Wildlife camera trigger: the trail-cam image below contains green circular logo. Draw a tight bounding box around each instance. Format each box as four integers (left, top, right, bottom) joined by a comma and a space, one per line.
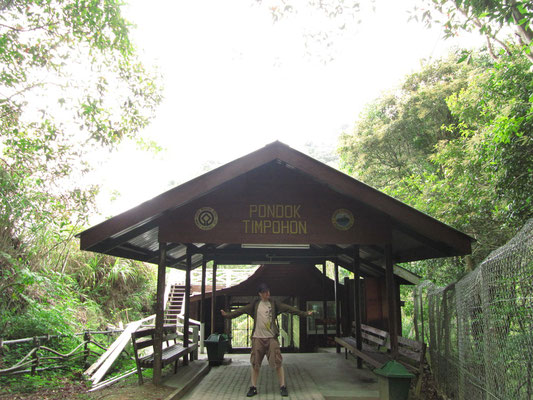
331, 209, 354, 231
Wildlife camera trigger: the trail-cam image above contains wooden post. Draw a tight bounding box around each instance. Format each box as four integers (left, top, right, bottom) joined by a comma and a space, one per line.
211, 260, 217, 335
385, 243, 399, 356
322, 262, 328, 344
420, 288, 425, 343
83, 331, 91, 368
31, 336, 39, 375
153, 242, 167, 385
353, 245, 363, 369
414, 290, 419, 342
183, 245, 192, 365
343, 276, 351, 336
200, 258, 207, 324
334, 262, 341, 353
224, 295, 229, 340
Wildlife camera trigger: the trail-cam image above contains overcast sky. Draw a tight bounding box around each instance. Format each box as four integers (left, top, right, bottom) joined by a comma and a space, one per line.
89, 0, 482, 222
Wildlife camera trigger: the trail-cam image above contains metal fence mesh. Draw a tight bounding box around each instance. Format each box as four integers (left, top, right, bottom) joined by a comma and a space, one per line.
414, 218, 533, 400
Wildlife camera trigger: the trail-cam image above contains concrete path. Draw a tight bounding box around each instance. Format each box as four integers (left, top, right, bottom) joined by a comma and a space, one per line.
177, 349, 380, 400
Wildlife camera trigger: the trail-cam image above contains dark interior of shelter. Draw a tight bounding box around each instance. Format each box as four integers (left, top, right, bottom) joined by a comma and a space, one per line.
189, 262, 407, 352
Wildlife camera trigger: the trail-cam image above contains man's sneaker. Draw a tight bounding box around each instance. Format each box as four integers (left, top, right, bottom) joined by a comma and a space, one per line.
247, 386, 258, 397
280, 385, 289, 396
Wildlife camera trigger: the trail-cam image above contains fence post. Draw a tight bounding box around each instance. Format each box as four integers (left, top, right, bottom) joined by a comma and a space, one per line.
457, 286, 466, 400
480, 267, 496, 400
83, 332, 91, 368
31, 336, 39, 376
413, 289, 419, 342
443, 291, 450, 395
191, 325, 199, 360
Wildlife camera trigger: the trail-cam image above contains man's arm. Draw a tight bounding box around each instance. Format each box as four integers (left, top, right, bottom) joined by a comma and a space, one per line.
220, 302, 254, 319
276, 301, 314, 318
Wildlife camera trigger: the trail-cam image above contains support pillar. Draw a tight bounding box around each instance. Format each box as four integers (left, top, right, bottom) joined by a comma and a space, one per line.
353, 245, 362, 369
343, 276, 351, 336
322, 262, 328, 343
200, 258, 206, 324
183, 245, 192, 365
200, 258, 207, 354
153, 242, 167, 385
385, 243, 399, 356
211, 260, 217, 335
334, 262, 341, 353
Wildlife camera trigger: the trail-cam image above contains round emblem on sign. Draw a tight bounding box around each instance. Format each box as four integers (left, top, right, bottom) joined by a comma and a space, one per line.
194, 207, 218, 230
331, 209, 354, 231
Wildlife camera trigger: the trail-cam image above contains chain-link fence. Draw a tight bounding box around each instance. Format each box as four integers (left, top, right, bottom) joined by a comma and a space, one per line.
414, 218, 533, 400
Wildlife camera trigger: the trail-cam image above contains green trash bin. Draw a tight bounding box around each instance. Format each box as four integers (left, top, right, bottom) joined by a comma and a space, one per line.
374, 361, 415, 400
205, 333, 229, 366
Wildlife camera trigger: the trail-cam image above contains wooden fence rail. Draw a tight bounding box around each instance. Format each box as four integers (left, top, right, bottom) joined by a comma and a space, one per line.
0, 330, 122, 377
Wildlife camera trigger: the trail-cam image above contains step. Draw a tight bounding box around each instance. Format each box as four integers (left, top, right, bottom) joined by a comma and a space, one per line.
162, 360, 209, 400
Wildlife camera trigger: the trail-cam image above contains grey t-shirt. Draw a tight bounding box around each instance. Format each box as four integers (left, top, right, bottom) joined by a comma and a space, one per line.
253, 300, 274, 338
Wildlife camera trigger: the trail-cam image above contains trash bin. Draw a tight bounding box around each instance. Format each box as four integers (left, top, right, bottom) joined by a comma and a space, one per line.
205, 333, 229, 366
374, 360, 415, 400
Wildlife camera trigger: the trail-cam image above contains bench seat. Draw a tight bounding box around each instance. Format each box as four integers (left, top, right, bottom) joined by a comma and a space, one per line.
335, 336, 389, 369
131, 325, 198, 385
138, 343, 198, 368
336, 323, 426, 397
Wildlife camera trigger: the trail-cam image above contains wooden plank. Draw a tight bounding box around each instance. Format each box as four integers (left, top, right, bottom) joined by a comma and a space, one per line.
88, 368, 138, 392
334, 337, 384, 369
361, 332, 387, 347
398, 335, 424, 351
89, 321, 143, 384
85, 320, 145, 377
361, 323, 387, 337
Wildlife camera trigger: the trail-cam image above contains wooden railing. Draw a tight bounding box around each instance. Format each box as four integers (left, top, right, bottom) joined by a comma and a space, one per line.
0, 330, 123, 377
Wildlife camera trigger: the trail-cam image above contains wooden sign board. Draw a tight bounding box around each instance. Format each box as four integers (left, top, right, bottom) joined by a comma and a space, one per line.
159, 163, 391, 245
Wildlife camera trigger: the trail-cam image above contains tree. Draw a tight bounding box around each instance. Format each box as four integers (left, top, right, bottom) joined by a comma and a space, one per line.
0, 0, 162, 240
415, 0, 533, 62
339, 54, 485, 198
339, 50, 532, 282
0, 0, 161, 338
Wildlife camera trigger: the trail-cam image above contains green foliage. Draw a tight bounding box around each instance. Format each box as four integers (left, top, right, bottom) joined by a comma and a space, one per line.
0, 0, 160, 342
0, 0, 162, 239
415, 0, 533, 62
339, 49, 532, 283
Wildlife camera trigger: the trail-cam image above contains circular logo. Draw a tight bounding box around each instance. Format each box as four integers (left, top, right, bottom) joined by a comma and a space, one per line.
194, 207, 218, 230
331, 209, 354, 231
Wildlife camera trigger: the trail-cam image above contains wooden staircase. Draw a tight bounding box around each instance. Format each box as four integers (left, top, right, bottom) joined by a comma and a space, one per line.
165, 284, 186, 325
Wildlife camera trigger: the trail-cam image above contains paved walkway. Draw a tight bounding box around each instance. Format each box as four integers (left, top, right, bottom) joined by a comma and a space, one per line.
179, 350, 380, 400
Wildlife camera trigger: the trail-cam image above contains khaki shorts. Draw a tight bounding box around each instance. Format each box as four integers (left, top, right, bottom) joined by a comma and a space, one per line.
250, 337, 282, 369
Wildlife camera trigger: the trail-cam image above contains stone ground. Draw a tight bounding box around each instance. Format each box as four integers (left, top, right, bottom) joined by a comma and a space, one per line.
0, 351, 444, 400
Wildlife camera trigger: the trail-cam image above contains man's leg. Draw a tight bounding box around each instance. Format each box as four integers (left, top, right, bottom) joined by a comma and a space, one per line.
251, 365, 260, 386
267, 338, 288, 396
248, 338, 266, 397
276, 365, 285, 387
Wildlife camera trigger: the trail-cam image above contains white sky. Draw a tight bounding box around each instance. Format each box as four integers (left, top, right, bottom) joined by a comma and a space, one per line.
90, 0, 482, 222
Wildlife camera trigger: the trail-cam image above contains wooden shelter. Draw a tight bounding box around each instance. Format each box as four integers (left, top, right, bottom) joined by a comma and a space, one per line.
77, 141, 473, 383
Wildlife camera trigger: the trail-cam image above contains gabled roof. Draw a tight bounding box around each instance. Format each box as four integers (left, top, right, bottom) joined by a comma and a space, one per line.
77, 141, 473, 281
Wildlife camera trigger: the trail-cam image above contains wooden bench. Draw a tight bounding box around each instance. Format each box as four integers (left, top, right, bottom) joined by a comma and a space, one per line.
131, 325, 198, 385
335, 324, 427, 397
335, 324, 391, 368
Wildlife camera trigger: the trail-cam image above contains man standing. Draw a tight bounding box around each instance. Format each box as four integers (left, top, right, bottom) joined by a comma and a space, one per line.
221, 283, 313, 397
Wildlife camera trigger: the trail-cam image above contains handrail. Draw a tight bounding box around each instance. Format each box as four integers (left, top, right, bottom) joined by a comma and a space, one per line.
0, 330, 123, 347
